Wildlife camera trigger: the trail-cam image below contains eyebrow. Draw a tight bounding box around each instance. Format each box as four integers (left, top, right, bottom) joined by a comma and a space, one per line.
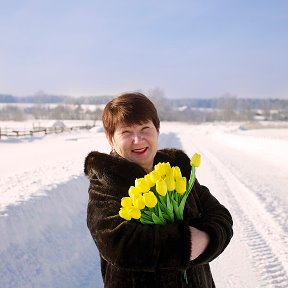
118, 125, 131, 130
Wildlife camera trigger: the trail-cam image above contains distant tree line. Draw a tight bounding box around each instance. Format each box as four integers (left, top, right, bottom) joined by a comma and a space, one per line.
0, 93, 113, 105
0, 91, 287, 122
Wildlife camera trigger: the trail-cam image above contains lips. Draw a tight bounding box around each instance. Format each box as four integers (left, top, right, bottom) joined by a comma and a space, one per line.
132, 147, 148, 154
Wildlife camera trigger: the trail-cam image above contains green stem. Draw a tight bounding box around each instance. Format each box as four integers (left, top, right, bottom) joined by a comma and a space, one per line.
187, 166, 196, 193
183, 270, 188, 284
179, 165, 196, 220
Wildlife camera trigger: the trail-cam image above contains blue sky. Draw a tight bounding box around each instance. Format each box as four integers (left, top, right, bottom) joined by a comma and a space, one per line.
0, 0, 287, 99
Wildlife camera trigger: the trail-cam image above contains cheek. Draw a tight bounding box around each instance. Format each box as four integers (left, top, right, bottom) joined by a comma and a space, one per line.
113, 137, 128, 152
151, 133, 159, 145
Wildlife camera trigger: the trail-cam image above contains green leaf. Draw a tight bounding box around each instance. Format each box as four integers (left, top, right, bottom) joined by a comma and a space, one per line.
166, 192, 173, 213
152, 212, 165, 225
140, 218, 154, 224
140, 213, 153, 222
142, 210, 153, 216
159, 195, 167, 206
158, 205, 167, 224
162, 212, 171, 222
155, 194, 174, 222
178, 185, 194, 220
175, 191, 181, 205
157, 201, 167, 212
166, 193, 174, 222
171, 198, 182, 220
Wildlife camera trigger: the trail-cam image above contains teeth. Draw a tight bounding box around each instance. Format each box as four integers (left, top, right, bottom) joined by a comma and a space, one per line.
134, 148, 146, 152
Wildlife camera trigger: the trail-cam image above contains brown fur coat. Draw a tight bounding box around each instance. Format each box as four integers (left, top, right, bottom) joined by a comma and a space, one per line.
84, 148, 233, 288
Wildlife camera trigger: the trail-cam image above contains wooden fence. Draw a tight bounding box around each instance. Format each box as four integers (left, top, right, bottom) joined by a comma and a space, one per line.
0, 125, 94, 139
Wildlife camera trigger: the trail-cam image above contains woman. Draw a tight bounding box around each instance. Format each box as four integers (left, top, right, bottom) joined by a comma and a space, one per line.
84, 92, 233, 288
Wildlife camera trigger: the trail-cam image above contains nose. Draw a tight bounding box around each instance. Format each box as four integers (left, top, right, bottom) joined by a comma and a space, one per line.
132, 133, 142, 144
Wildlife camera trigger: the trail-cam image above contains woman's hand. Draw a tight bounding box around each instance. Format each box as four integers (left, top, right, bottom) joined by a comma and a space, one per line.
189, 226, 210, 261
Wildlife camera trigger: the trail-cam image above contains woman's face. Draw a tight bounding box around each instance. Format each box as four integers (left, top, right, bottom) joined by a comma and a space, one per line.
110, 120, 159, 172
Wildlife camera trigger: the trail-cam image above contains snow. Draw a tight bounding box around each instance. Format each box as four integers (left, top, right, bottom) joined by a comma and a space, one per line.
1, 121, 288, 287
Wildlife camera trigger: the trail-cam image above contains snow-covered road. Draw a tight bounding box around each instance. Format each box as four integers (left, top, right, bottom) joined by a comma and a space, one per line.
1, 121, 288, 287
161, 122, 288, 288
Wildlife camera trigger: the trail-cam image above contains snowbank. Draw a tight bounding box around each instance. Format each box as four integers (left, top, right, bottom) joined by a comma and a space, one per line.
0, 176, 102, 288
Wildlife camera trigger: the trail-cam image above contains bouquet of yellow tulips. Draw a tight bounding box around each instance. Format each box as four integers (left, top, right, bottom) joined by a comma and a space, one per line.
119, 153, 201, 225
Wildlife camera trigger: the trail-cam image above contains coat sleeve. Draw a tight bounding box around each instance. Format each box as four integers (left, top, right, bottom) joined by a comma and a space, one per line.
87, 178, 192, 272
188, 181, 233, 265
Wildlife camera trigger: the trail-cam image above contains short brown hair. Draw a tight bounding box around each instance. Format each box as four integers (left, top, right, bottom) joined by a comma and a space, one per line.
102, 92, 160, 142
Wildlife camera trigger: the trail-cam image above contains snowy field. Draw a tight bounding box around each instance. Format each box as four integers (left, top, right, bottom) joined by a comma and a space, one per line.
1, 120, 288, 288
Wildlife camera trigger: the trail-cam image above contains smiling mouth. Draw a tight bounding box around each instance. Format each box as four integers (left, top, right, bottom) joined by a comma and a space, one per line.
132, 147, 148, 154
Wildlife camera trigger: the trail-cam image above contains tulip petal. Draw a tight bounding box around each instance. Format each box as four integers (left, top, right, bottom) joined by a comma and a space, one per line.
190, 153, 201, 167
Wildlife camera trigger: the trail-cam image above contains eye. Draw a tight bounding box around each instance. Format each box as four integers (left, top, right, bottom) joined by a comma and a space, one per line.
142, 126, 150, 131
121, 130, 131, 135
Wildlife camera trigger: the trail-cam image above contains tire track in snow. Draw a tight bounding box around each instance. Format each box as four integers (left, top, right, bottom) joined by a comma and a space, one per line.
195, 145, 288, 288
222, 163, 288, 235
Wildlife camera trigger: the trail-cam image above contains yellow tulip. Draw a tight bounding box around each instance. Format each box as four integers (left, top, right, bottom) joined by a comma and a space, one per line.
121, 197, 133, 207
164, 162, 171, 174
143, 191, 158, 208
154, 162, 170, 177
128, 187, 144, 209
149, 170, 161, 184
128, 186, 142, 198
175, 177, 187, 195
129, 207, 141, 219
163, 163, 171, 176
133, 194, 146, 210
135, 178, 150, 193
165, 173, 175, 191
190, 153, 201, 167
154, 162, 162, 170
119, 207, 132, 220
172, 166, 182, 178
156, 178, 167, 196
144, 174, 154, 187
